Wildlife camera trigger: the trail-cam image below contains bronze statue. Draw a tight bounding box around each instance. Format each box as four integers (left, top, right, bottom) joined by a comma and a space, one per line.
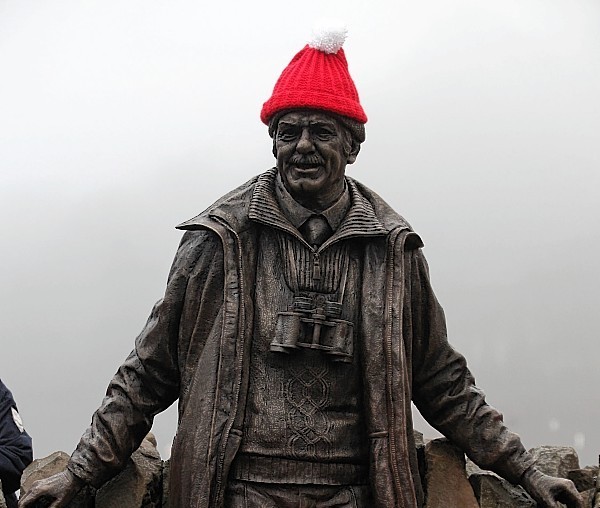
20, 28, 583, 508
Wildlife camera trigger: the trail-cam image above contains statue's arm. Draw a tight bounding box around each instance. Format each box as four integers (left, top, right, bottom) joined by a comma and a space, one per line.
408, 248, 533, 480
408, 249, 583, 507
67, 230, 215, 487
20, 230, 220, 507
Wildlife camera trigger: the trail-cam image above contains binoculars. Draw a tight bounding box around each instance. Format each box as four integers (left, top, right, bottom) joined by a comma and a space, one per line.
270, 295, 354, 363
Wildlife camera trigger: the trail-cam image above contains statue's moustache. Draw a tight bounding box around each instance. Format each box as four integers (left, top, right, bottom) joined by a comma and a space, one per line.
289, 155, 324, 166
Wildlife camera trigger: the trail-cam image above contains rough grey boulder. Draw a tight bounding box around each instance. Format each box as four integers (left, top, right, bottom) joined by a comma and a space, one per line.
568, 466, 598, 492
579, 488, 595, 508
413, 429, 426, 491
529, 445, 580, 479
0, 480, 7, 508
20, 450, 70, 495
20, 451, 94, 507
423, 438, 478, 508
161, 459, 170, 508
470, 472, 535, 508
95, 433, 163, 508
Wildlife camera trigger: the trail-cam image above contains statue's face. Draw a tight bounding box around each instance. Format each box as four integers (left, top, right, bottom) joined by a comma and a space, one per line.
274, 110, 356, 210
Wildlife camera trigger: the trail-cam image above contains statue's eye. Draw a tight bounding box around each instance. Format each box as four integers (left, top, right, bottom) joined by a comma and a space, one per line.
313, 127, 335, 141
277, 128, 299, 142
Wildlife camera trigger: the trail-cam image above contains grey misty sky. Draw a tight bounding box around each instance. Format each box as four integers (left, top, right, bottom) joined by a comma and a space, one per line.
1, 0, 599, 466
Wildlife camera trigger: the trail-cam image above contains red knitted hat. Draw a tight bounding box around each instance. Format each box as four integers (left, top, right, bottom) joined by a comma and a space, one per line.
261, 26, 367, 125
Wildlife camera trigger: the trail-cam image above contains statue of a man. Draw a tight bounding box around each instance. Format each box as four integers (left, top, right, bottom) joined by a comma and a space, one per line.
20, 28, 583, 508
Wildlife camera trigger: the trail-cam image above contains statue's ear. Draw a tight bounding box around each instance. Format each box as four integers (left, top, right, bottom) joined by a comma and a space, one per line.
272, 138, 278, 158
347, 140, 361, 165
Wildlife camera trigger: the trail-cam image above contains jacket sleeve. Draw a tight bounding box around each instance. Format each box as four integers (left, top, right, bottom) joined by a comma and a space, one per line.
409, 248, 534, 484
68, 229, 221, 487
0, 383, 33, 494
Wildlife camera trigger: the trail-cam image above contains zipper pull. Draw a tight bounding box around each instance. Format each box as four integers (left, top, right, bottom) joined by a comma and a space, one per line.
312, 251, 321, 281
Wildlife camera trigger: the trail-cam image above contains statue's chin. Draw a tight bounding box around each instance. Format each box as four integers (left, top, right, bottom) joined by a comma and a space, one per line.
287, 178, 325, 202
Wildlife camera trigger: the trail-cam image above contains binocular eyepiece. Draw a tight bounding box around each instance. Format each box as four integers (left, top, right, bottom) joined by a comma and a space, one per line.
270, 295, 354, 363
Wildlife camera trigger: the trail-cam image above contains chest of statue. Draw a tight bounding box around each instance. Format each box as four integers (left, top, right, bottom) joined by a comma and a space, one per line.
234, 226, 369, 485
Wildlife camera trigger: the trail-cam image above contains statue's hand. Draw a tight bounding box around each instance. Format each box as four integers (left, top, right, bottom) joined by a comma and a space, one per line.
19, 469, 85, 508
520, 467, 584, 508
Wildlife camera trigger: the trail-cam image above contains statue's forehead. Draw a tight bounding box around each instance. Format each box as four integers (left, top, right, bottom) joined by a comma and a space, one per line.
278, 110, 338, 127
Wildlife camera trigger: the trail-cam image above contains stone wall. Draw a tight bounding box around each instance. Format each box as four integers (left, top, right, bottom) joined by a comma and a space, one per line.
413, 432, 599, 507
20, 432, 600, 507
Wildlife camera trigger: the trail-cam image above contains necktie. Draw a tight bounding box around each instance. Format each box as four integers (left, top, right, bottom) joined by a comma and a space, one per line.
299, 214, 332, 247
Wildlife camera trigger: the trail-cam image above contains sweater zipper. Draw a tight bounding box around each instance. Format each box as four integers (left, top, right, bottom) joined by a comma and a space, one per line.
312, 249, 321, 281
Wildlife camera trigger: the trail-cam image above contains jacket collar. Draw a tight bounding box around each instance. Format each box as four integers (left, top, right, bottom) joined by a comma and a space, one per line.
177, 169, 417, 248
248, 168, 388, 251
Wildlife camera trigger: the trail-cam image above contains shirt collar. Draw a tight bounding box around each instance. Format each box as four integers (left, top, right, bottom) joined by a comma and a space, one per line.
274, 172, 351, 232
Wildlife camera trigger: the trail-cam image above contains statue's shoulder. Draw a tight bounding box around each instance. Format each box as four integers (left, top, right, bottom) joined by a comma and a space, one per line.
348, 177, 414, 232
176, 171, 267, 232
348, 177, 423, 251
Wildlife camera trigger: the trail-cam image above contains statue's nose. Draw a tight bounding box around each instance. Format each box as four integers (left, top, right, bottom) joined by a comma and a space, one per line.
296, 129, 314, 154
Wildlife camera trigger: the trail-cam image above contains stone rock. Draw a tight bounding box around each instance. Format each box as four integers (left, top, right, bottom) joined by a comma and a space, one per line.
423, 438, 478, 508
470, 473, 536, 508
413, 429, 426, 493
465, 457, 485, 477
0, 480, 7, 508
413, 429, 425, 449
95, 433, 162, 508
162, 459, 170, 507
580, 488, 595, 508
20, 451, 94, 507
529, 445, 580, 479
21, 451, 70, 494
568, 467, 598, 492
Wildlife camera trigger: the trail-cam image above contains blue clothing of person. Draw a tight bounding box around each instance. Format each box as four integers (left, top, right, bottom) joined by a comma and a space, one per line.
0, 379, 33, 508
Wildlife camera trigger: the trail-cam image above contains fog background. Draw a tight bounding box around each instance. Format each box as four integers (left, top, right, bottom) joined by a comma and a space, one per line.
1, 0, 599, 468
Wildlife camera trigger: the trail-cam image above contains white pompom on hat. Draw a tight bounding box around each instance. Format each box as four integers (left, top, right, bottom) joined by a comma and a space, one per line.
308, 21, 348, 54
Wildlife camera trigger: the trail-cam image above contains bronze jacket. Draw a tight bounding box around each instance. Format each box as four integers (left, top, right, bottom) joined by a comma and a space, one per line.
68, 169, 533, 507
